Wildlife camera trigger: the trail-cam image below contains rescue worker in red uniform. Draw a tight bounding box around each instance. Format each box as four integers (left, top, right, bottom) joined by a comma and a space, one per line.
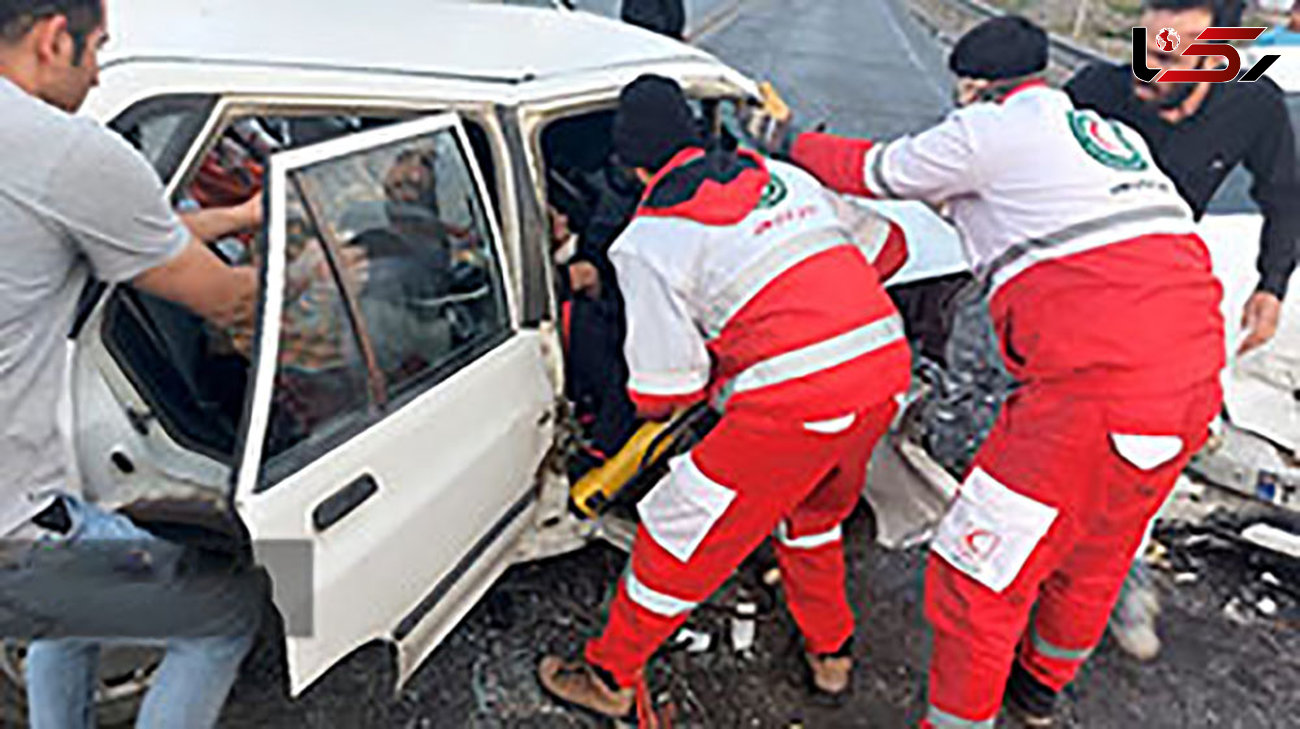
537, 75, 913, 721
785, 17, 1225, 728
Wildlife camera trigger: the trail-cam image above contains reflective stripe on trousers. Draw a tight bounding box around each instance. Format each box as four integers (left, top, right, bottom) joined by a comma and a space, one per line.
775, 521, 843, 550
623, 571, 697, 617
714, 315, 906, 409
926, 705, 997, 728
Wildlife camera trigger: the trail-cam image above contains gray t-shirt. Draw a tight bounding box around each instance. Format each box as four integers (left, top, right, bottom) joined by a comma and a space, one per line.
0, 78, 188, 535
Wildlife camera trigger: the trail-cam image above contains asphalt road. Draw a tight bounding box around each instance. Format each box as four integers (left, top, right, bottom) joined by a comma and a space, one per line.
218, 3, 1300, 727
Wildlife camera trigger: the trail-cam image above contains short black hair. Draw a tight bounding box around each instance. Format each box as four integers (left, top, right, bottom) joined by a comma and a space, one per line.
0, 0, 103, 61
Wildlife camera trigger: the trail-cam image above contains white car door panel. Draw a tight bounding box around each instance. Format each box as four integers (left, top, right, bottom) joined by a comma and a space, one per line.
235, 113, 553, 694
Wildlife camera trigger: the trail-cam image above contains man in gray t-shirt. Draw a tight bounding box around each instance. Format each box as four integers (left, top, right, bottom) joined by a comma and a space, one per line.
0, 11, 257, 539
1, 1, 263, 726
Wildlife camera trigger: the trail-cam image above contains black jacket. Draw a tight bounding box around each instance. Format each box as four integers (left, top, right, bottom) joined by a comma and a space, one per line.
621, 0, 686, 39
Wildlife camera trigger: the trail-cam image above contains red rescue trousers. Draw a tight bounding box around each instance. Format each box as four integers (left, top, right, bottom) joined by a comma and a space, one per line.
921, 378, 1221, 728
586, 399, 898, 687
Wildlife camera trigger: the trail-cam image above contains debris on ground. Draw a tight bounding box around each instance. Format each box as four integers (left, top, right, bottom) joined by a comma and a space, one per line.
673, 628, 713, 654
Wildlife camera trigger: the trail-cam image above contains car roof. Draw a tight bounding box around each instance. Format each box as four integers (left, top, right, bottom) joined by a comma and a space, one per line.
102, 0, 711, 84
1250, 46, 1300, 93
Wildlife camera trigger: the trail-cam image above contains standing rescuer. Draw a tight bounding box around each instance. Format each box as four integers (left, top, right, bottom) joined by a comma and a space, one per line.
537, 75, 912, 722
786, 16, 1225, 728
1065, 0, 1300, 661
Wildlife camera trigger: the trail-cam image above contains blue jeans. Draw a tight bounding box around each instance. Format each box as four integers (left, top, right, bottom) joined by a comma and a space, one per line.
16, 499, 259, 729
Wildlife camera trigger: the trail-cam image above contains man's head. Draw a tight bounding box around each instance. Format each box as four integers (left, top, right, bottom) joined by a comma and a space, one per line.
948, 15, 1048, 107
612, 74, 701, 179
384, 148, 438, 207
1136, 0, 1214, 110
1290, 0, 1300, 33
0, 0, 106, 112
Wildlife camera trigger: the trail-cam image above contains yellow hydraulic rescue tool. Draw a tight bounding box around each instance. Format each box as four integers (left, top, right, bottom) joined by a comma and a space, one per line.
570, 420, 676, 518
570, 406, 712, 518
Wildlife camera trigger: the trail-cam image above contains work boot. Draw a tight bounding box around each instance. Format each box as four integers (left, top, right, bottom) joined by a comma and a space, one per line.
1004, 662, 1058, 727
1107, 560, 1162, 661
806, 653, 853, 695
538, 656, 635, 720
803, 638, 854, 701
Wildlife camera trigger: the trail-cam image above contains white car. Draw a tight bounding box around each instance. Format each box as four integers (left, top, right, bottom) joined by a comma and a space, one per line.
1190, 46, 1300, 499
14, 0, 957, 720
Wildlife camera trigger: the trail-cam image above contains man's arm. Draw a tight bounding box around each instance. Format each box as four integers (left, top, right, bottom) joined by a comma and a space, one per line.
132, 243, 259, 330
180, 195, 262, 243
610, 247, 710, 421
826, 192, 909, 281
790, 113, 981, 205
48, 123, 260, 330
1240, 83, 1299, 352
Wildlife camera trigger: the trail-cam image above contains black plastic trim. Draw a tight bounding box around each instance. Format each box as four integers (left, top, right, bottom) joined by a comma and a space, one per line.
497, 105, 552, 327
312, 475, 380, 531
393, 489, 536, 641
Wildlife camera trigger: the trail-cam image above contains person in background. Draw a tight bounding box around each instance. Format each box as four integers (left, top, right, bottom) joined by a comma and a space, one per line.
0, 1, 266, 726
621, 0, 686, 39
1066, 0, 1300, 661
1255, 0, 1300, 44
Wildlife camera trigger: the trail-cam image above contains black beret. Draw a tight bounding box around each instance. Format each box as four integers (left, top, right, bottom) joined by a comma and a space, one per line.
613, 75, 702, 171
949, 15, 1049, 81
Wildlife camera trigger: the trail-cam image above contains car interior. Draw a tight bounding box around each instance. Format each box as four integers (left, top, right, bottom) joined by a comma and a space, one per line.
538, 103, 728, 508
104, 108, 502, 469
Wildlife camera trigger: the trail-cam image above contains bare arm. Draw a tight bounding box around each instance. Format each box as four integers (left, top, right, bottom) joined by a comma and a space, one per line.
179, 195, 262, 244
132, 239, 259, 329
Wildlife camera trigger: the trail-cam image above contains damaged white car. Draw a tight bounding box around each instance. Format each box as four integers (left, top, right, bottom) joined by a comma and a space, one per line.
9, 0, 961, 721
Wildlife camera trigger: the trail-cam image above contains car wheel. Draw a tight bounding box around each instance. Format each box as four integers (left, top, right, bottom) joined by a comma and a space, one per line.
0, 641, 160, 727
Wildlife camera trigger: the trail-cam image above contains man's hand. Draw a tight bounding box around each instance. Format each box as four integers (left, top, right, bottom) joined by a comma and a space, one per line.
235, 194, 264, 231
1240, 291, 1282, 354
179, 194, 264, 243
568, 261, 602, 299
737, 82, 795, 157
287, 242, 370, 298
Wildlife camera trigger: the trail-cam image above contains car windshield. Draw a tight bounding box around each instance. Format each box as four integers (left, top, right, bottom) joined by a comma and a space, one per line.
1205, 92, 1300, 215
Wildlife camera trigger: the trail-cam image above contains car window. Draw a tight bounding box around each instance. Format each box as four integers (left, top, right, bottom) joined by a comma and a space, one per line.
110, 95, 217, 182
288, 124, 511, 403
258, 183, 374, 476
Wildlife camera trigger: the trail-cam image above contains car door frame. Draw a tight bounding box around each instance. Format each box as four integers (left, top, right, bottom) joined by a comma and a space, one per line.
232, 110, 558, 694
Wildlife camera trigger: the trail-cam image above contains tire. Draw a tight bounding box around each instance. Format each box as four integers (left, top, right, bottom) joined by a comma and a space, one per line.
0, 641, 161, 727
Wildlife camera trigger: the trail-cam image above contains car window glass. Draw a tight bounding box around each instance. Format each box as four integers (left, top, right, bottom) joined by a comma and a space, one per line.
110, 95, 217, 182
289, 125, 510, 405
258, 183, 373, 479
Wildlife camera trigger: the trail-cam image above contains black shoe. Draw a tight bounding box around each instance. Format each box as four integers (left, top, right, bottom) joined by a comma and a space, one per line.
1004, 662, 1058, 727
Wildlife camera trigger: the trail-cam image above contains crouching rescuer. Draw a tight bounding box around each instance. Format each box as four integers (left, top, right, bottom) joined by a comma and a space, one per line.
785, 16, 1226, 728
538, 75, 912, 720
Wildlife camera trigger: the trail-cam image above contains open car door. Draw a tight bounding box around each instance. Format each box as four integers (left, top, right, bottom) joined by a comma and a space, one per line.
234, 113, 554, 693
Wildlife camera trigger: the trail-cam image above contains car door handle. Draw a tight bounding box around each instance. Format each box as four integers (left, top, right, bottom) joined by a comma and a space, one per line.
312, 475, 379, 532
